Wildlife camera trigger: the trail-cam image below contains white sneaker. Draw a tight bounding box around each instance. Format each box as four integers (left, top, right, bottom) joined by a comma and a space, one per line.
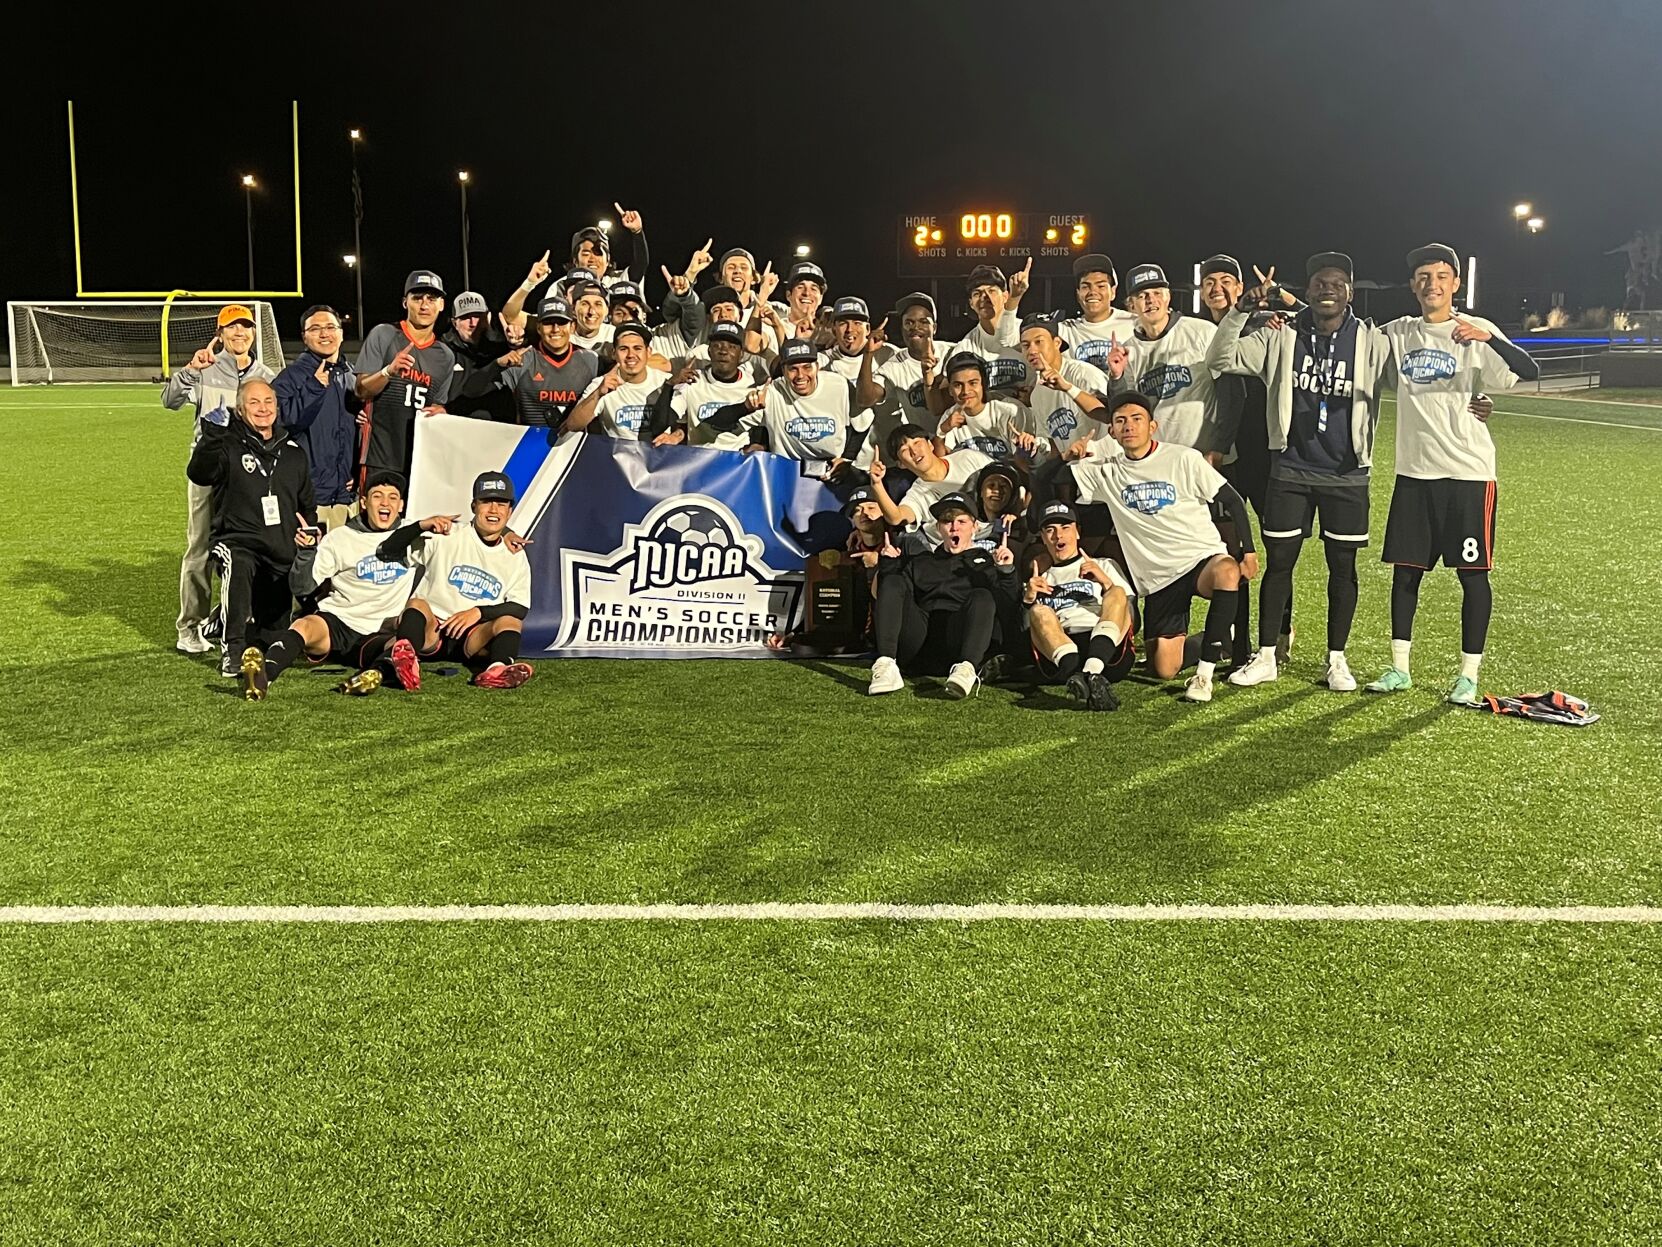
1275, 627, 1295, 665
1182, 672, 1214, 703
944, 661, 980, 699
176, 628, 213, 655
1323, 654, 1357, 692
1227, 650, 1278, 687
868, 657, 904, 695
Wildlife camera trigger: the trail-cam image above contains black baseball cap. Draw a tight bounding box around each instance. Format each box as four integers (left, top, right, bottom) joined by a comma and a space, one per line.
702, 286, 743, 311
1072, 254, 1118, 283
609, 280, 651, 313
894, 292, 937, 321
1407, 243, 1461, 274
707, 320, 744, 345
929, 491, 976, 520
403, 270, 445, 296
612, 321, 651, 348
787, 260, 827, 289
1038, 500, 1079, 527
1107, 390, 1156, 417
536, 296, 574, 323
1124, 264, 1169, 295
843, 485, 878, 515
566, 278, 608, 304
1018, 311, 1065, 338
943, 351, 989, 379
1307, 251, 1354, 279
363, 468, 407, 495
718, 247, 755, 271
780, 339, 818, 366
1200, 254, 1242, 281
832, 296, 870, 322
974, 461, 1022, 505
966, 264, 1007, 292
473, 472, 515, 503
571, 226, 609, 256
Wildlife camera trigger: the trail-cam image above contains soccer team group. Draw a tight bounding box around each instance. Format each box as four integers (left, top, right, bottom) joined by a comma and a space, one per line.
163, 204, 1536, 706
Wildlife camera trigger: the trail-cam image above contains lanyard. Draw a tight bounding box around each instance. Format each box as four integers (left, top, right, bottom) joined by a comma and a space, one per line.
1304, 315, 1345, 433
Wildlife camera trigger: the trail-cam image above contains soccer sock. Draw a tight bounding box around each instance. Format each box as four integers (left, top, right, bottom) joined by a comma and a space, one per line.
1460, 652, 1483, 681
1050, 641, 1080, 678
1390, 565, 1424, 649
485, 629, 522, 667
262, 629, 305, 682
1259, 537, 1301, 649
1324, 542, 1359, 652
1083, 629, 1120, 676
395, 607, 427, 645
1391, 639, 1412, 674
1457, 569, 1493, 655
1202, 587, 1238, 669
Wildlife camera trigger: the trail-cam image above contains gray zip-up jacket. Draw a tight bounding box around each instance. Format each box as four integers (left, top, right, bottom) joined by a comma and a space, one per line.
161, 351, 275, 445
1205, 307, 1394, 469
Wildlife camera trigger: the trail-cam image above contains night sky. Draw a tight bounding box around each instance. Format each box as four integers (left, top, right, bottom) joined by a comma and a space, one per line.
8, 0, 1660, 337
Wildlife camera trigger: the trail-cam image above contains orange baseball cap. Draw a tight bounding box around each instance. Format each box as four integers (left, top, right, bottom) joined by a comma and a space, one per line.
217, 303, 256, 327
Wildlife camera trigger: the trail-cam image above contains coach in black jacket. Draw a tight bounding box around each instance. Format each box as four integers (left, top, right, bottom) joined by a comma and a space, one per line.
186, 378, 316, 674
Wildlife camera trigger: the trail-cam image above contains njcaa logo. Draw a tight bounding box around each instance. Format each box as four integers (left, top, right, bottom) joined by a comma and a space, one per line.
558, 496, 804, 653
1048, 407, 1079, 441
1401, 349, 1457, 383
354, 555, 408, 587
1139, 364, 1193, 401
448, 564, 503, 601
614, 403, 648, 434
784, 414, 837, 443
986, 357, 1026, 388
1122, 481, 1178, 514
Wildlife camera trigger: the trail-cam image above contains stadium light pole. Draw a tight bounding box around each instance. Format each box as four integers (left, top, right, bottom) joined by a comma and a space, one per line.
1511, 201, 1533, 318
349, 129, 366, 342
457, 171, 472, 290
241, 175, 257, 289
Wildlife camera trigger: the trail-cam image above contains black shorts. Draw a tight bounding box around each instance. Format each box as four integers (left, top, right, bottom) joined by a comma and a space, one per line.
316, 612, 390, 669
1261, 474, 1371, 545
1143, 557, 1219, 640
1035, 628, 1137, 682
1382, 476, 1497, 571
424, 621, 486, 663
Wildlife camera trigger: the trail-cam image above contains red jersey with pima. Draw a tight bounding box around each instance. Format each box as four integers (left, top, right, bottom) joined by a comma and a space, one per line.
498, 344, 602, 427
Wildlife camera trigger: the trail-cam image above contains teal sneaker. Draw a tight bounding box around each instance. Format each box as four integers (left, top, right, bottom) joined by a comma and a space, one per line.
1446, 675, 1481, 707
1364, 667, 1413, 694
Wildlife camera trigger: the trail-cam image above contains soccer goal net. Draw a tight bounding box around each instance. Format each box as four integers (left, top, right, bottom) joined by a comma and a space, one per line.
7, 300, 286, 385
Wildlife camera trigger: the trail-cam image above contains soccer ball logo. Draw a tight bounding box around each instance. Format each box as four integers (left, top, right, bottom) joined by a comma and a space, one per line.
649, 503, 733, 548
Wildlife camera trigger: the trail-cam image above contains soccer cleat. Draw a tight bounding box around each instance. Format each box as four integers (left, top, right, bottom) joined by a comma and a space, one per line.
239, 646, 268, 701
944, 661, 980, 700
473, 661, 535, 690
1227, 651, 1278, 687
1275, 627, 1295, 665
1182, 672, 1214, 703
176, 629, 213, 655
219, 650, 241, 678
388, 638, 422, 691
1323, 654, 1358, 692
1445, 675, 1481, 707
980, 652, 1012, 684
1064, 670, 1092, 707
335, 668, 383, 696
1365, 667, 1413, 694
1085, 673, 1120, 712
868, 657, 904, 696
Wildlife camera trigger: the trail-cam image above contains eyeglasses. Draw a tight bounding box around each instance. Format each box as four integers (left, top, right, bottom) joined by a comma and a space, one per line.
303, 323, 341, 334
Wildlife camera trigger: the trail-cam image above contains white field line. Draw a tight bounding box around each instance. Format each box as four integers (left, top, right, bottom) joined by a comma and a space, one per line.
1377, 395, 1661, 433
2, 902, 1660, 925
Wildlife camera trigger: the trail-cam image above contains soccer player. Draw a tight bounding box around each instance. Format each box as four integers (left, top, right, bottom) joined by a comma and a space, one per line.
820, 297, 897, 381
935, 353, 1036, 458
1368, 243, 1539, 704
1208, 253, 1396, 692
648, 239, 715, 364
1058, 253, 1138, 371
776, 259, 828, 342
689, 288, 770, 383
606, 281, 652, 327
866, 491, 1021, 699
702, 340, 866, 478
568, 280, 614, 352
1119, 263, 1241, 463
652, 321, 755, 449
1021, 500, 1137, 712
974, 460, 1032, 549
274, 304, 361, 531
355, 270, 455, 482
1019, 312, 1111, 457
571, 204, 649, 287
240, 471, 429, 700
856, 294, 951, 465
946, 263, 1033, 400
1034, 392, 1258, 703
162, 302, 276, 653
565, 324, 671, 441
866, 427, 994, 546
379, 472, 535, 689
494, 297, 603, 428
185, 378, 315, 678
442, 291, 522, 423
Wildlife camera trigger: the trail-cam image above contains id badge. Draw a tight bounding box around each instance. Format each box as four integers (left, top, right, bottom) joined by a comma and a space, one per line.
262, 495, 281, 526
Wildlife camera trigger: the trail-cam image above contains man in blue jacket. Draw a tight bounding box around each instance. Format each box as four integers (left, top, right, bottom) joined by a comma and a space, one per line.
274, 305, 361, 529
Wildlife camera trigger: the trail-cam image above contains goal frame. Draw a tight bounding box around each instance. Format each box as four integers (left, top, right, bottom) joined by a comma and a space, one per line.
7, 299, 286, 385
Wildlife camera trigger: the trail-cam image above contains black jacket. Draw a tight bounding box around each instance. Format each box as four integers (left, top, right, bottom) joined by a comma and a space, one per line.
442, 326, 515, 422
186, 418, 316, 563
889, 543, 1020, 613
273, 351, 362, 505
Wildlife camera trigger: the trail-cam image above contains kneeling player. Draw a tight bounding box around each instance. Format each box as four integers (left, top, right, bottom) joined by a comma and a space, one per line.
1023, 501, 1136, 711
379, 472, 535, 689
239, 471, 429, 700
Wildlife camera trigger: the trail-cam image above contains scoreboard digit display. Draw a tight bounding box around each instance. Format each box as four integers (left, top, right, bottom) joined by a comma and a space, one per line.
897, 210, 1093, 277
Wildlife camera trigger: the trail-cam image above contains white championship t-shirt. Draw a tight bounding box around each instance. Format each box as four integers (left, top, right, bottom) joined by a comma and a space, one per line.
412, 524, 533, 619
672, 369, 756, 450
1029, 357, 1112, 454
1032, 552, 1134, 633
578, 367, 671, 441
310, 523, 418, 635
1122, 313, 1233, 458
1059, 309, 1139, 371
1382, 314, 1520, 481
895, 448, 994, 542
937, 396, 1035, 459
949, 312, 1031, 394
742, 374, 862, 463
1070, 440, 1228, 593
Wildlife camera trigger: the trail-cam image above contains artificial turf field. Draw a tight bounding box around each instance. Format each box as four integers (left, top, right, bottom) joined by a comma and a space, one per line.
2, 384, 1660, 1244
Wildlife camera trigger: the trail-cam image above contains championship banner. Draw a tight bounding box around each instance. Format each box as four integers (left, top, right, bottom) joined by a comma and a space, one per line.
409, 416, 847, 658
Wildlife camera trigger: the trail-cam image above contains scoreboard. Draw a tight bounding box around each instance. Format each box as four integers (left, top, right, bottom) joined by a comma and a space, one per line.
896, 210, 1094, 278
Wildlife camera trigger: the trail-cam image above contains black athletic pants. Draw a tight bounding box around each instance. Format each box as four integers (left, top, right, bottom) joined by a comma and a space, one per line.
212, 541, 292, 653
875, 578, 1001, 675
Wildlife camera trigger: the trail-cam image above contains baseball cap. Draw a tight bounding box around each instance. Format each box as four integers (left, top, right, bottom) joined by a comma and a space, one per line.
966, 264, 1008, 292
832, 296, 869, 322
473, 472, 515, 503
451, 291, 489, 318
1200, 254, 1242, 281
612, 321, 651, 347
1018, 311, 1065, 338
702, 286, 743, 311
1306, 251, 1355, 279
217, 303, 255, 328
929, 491, 976, 520
403, 270, 445, 296
1072, 253, 1118, 283
1038, 500, 1079, 527
787, 260, 827, 289
974, 460, 1022, 504
894, 292, 937, 321
943, 351, 988, 379
1123, 264, 1169, 295
842, 485, 877, 515
780, 339, 818, 366
707, 320, 745, 345
608, 280, 651, 312
363, 468, 407, 496
1407, 243, 1460, 274
536, 296, 574, 323
718, 247, 755, 271
571, 226, 609, 256
1107, 390, 1156, 417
